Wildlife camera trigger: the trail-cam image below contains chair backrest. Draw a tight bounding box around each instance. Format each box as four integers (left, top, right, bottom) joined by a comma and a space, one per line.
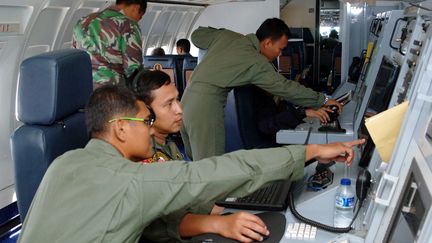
10, 49, 92, 221
143, 55, 180, 90
182, 56, 197, 88
224, 85, 277, 153
224, 90, 244, 153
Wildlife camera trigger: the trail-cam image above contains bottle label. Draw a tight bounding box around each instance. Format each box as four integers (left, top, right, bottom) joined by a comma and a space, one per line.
335, 195, 354, 208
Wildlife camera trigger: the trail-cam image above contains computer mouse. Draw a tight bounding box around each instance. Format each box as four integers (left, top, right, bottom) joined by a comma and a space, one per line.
190, 212, 286, 243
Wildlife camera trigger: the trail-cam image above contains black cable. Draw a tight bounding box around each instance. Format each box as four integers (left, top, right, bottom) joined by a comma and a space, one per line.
288, 189, 364, 233
304, 126, 312, 145
409, 2, 432, 11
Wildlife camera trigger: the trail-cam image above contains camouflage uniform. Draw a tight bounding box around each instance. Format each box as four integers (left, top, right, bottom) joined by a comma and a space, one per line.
72, 5, 143, 87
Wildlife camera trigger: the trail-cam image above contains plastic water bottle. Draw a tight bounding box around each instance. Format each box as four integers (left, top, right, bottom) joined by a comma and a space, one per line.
334, 178, 355, 228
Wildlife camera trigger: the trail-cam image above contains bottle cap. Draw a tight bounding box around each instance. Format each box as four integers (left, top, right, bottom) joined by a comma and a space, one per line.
340, 178, 351, 186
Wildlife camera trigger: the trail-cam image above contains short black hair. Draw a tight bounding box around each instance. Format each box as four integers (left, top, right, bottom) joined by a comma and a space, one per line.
256, 18, 290, 42
85, 85, 139, 138
116, 0, 147, 14
129, 69, 171, 105
329, 30, 338, 39
176, 39, 191, 53
151, 47, 165, 56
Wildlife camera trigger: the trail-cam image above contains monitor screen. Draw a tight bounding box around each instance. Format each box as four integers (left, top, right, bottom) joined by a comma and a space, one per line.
289, 28, 303, 39
357, 56, 400, 167
367, 56, 400, 114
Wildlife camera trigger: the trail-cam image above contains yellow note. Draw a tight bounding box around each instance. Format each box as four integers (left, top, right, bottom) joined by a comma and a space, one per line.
365, 101, 409, 163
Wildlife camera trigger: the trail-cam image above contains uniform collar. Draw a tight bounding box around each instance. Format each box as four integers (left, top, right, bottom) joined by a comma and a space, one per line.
107, 5, 122, 12
246, 34, 260, 52
86, 139, 124, 158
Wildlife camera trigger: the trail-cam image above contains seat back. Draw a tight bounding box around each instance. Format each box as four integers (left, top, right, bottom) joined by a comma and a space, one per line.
143, 55, 181, 90
10, 49, 92, 221
182, 57, 197, 88
224, 85, 277, 153
224, 90, 244, 152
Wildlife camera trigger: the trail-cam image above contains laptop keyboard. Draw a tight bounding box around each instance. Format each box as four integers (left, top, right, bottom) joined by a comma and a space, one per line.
234, 182, 281, 204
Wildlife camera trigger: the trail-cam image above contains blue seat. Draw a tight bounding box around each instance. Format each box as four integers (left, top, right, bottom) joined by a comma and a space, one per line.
143, 55, 184, 96
10, 49, 92, 221
224, 90, 244, 152
182, 56, 197, 88
280, 40, 305, 80
224, 85, 277, 153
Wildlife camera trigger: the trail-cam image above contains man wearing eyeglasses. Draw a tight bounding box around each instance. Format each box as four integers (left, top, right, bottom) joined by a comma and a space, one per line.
19, 85, 364, 243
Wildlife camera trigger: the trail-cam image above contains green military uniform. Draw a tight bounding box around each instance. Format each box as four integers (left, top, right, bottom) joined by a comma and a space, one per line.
143, 138, 184, 163
140, 138, 186, 242
72, 5, 142, 87
19, 139, 305, 243
181, 27, 326, 160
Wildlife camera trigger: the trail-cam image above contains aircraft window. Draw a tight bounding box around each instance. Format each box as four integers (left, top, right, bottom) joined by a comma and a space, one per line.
177, 11, 198, 39
161, 12, 184, 52
140, 5, 161, 43
62, 8, 99, 49
140, 3, 202, 54
24, 7, 68, 58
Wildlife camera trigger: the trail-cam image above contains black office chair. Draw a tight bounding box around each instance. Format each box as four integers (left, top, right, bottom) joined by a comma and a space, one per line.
10, 49, 92, 221
224, 85, 278, 153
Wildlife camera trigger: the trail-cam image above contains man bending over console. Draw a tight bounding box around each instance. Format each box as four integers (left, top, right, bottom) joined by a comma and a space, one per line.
19, 85, 364, 243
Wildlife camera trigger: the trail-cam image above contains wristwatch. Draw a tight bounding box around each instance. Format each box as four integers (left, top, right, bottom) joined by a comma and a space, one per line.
323, 95, 330, 105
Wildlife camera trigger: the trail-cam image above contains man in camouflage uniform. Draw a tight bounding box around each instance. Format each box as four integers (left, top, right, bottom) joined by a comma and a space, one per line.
72, 0, 146, 87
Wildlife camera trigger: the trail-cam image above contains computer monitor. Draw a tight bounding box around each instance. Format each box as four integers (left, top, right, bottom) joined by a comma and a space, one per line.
367, 57, 400, 113
289, 27, 303, 39
357, 56, 400, 167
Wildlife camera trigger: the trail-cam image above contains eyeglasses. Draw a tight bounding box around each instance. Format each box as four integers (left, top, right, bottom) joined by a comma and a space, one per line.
108, 117, 155, 127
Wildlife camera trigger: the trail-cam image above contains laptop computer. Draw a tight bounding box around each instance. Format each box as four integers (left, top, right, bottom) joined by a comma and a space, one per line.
215, 179, 292, 211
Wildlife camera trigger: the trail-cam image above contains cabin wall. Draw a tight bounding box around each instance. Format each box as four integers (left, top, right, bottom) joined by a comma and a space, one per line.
280, 0, 316, 37
190, 0, 279, 55
193, 0, 279, 34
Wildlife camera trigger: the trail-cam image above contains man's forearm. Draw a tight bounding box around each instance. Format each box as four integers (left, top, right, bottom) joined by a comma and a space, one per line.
305, 144, 319, 162
178, 213, 220, 237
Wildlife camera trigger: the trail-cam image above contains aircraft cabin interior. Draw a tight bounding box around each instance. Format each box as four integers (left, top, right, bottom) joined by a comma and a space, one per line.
1, 0, 432, 242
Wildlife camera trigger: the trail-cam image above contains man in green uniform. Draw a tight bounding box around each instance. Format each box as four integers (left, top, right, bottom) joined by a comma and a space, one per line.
19, 85, 363, 243
131, 70, 185, 163
181, 18, 342, 160
133, 70, 289, 242
72, 0, 146, 87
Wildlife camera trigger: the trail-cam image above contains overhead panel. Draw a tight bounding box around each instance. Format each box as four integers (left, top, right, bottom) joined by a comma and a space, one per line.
141, 2, 203, 54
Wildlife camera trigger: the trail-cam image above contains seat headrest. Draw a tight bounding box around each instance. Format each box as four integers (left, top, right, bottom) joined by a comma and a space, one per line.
18, 49, 93, 125
143, 55, 176, 68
